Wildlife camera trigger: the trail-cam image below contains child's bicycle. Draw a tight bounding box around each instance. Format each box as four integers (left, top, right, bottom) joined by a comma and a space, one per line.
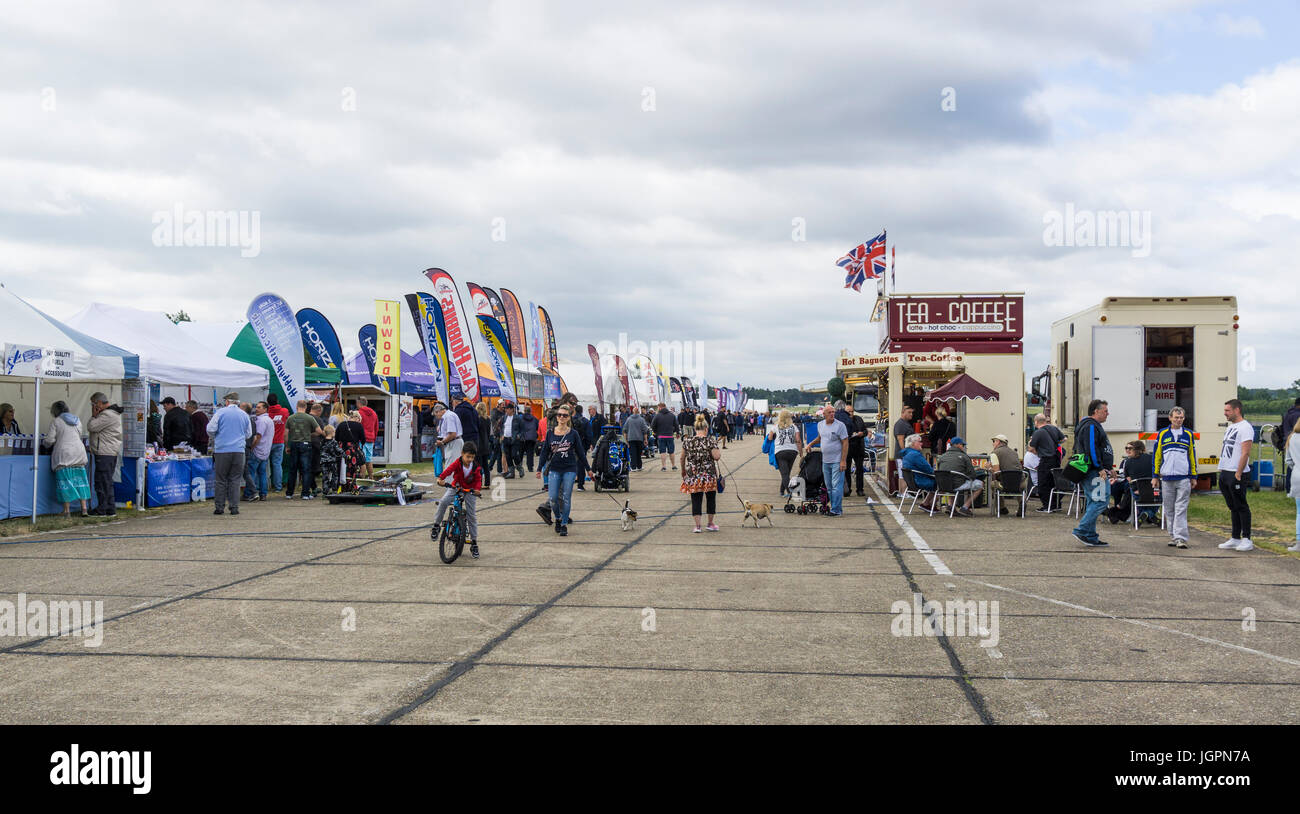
432, 488, 471, 563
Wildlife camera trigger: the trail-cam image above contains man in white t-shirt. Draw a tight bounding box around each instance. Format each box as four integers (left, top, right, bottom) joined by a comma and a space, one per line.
434, 402, 464, 465
804, 404, 849, 516
1217, 399, 1254, 552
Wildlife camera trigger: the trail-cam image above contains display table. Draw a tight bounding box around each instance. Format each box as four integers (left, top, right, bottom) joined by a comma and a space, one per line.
116, 457, 215, 508
0, 454, 104, 519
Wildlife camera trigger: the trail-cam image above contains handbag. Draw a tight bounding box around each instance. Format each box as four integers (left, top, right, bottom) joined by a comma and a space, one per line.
1063, 453, 1090, 484
717, 474, 726, 493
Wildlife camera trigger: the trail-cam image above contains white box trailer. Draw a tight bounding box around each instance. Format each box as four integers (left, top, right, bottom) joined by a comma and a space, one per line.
1050, 296, 1238, 475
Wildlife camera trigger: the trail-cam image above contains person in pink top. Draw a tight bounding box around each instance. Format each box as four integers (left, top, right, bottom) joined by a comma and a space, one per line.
356, 396, 379, 479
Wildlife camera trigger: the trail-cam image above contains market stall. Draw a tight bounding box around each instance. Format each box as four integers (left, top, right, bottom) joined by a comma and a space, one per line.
0, 286, 139, 521
61, 304, 272, 508
839, 292, 1025, 494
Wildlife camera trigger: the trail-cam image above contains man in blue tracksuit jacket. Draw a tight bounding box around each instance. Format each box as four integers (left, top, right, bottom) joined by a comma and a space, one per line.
1071, 399, 1115, 547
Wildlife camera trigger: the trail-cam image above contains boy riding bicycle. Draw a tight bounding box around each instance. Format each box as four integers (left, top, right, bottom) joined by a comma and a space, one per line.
432, 441, 484, 558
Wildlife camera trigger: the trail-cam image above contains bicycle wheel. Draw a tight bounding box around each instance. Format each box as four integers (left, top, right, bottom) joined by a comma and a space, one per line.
437, 517, 462, 563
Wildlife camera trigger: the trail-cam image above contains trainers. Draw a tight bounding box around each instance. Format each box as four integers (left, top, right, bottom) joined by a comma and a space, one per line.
1288, 542, 1300, 552
302, 494, 314, 500
470, 543, 480, 559
229, 508, 239, 515
536, 505, 553, 524
1218, 538, 1241, 549
693, 526, 702, 533
213, 507, 224, 515
956, 507, 973, 518
285, 494, 295, 500
1084, 538, 1109, 547
1233, 538, 1254, 552
1035, 507, 1054, 514
705, 523, 719, 532
1174, 540, 1188, 549
559, 524, 568, 537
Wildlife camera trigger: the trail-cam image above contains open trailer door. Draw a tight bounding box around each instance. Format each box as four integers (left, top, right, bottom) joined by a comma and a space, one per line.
1091, 325, 1144, 431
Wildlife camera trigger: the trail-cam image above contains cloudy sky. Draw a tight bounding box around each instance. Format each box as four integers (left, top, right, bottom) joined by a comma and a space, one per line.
3, 0, 1297, 389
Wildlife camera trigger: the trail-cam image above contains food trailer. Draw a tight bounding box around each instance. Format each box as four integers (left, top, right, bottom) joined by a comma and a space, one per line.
1049, 296, 1238, 480
838, 292, 1026, 493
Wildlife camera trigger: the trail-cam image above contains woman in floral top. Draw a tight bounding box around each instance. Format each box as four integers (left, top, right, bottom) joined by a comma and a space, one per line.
680, 413, 722, 532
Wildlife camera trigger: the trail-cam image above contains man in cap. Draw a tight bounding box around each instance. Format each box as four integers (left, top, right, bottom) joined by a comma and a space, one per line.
207, 392, 252, 515
989, 433, 1022, 515
160, 396, 193, 450
936, 436, 984, 517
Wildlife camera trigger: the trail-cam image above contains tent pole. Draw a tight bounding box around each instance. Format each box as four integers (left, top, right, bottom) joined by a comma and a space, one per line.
31, 376, 40, 525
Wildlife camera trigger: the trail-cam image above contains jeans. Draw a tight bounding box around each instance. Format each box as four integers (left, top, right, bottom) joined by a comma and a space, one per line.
547, 469, 577, 525
92, 454, 116, 514
822, 462, 844, 515
213, 451, 245, 511
1072, 472, 1109, 543
245, 456, 268, 498
269, 443, 284, 491
432, 488, 478, 541
284, 441, 314, 496
1162, 478, 1192, 543
1220, 471, 1251, 539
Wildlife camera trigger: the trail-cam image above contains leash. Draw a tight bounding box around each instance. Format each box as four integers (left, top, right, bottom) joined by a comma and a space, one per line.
715, 458, 752, 509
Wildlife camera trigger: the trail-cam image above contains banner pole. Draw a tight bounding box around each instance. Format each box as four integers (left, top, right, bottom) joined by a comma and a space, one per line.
31, 375, 40, 525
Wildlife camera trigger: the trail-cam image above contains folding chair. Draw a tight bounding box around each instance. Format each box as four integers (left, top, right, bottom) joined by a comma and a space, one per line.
930, 470, 965, 518
1047, 468, 1082, 517
993, 469, 1029, 518
1127, 478, 1163, 530
900, 469, 928, 514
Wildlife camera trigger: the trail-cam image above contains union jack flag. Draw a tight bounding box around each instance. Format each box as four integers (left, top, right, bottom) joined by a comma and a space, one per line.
838, 231, 885, 291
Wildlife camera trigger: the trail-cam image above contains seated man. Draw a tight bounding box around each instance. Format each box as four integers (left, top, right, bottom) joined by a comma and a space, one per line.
900, 434, 937, 508
989, 433, 1022, 514
936, 436, 984, 517
1108, 439, 1157, 525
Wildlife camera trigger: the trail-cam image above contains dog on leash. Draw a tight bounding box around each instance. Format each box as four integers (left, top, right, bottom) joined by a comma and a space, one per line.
741, 501, 775, 528
786, 476, 806, 502
620, 500, 638, 531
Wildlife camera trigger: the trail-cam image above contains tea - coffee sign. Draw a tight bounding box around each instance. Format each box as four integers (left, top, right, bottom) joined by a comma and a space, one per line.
3, 344, 74, 379
888, 295, 1023, 340
838, 351, 965, 371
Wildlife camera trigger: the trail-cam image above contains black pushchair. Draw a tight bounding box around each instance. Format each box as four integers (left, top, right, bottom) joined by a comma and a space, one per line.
591, 426, 631, 492
784, 450, 831, 515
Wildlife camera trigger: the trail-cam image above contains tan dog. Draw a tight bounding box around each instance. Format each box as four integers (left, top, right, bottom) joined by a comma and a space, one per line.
741, 501, 774, 528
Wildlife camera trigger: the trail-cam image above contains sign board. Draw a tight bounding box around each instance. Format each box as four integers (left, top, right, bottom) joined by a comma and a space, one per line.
838, 351, 966, 371
121, 380, 149, 458
2, 345, 75, 379
888, 295, 1023, 340
1144, 369, 1177, 418
374, 300, 401, 378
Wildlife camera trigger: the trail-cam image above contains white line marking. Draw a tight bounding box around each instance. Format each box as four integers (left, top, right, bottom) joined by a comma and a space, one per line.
869, 475, 1300, 670
957, 575, 1300, 668
867, 478, 952, 575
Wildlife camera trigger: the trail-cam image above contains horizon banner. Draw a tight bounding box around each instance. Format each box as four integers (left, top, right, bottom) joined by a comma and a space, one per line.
423, 268, 480, 402
247, 293, 305, 405
405, 292, 451, 405
539, 305, 560, 372
499, 288, 528, 363
296, 308, 344, 372
358, 324, 391, 393
481, 287, 511, 349
588, 344, 605, 411
477, 314, 517, 402
374, 300, 400, 378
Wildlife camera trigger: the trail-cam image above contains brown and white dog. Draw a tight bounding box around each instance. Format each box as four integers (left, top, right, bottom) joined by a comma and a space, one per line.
620, 501, 638, 531
741, 501, 774, 527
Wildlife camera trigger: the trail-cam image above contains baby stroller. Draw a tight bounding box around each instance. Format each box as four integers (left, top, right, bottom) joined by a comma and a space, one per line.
591, 426, 631, 492
783, 450, 833, 515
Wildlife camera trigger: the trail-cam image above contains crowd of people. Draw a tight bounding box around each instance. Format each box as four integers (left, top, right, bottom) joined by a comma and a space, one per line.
23, 386, 1300, 558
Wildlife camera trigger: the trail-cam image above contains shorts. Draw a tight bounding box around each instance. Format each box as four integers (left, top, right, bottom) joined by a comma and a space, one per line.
954, 477, 983, 492
362, 442, 374, 462
656, 437, 675, 454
